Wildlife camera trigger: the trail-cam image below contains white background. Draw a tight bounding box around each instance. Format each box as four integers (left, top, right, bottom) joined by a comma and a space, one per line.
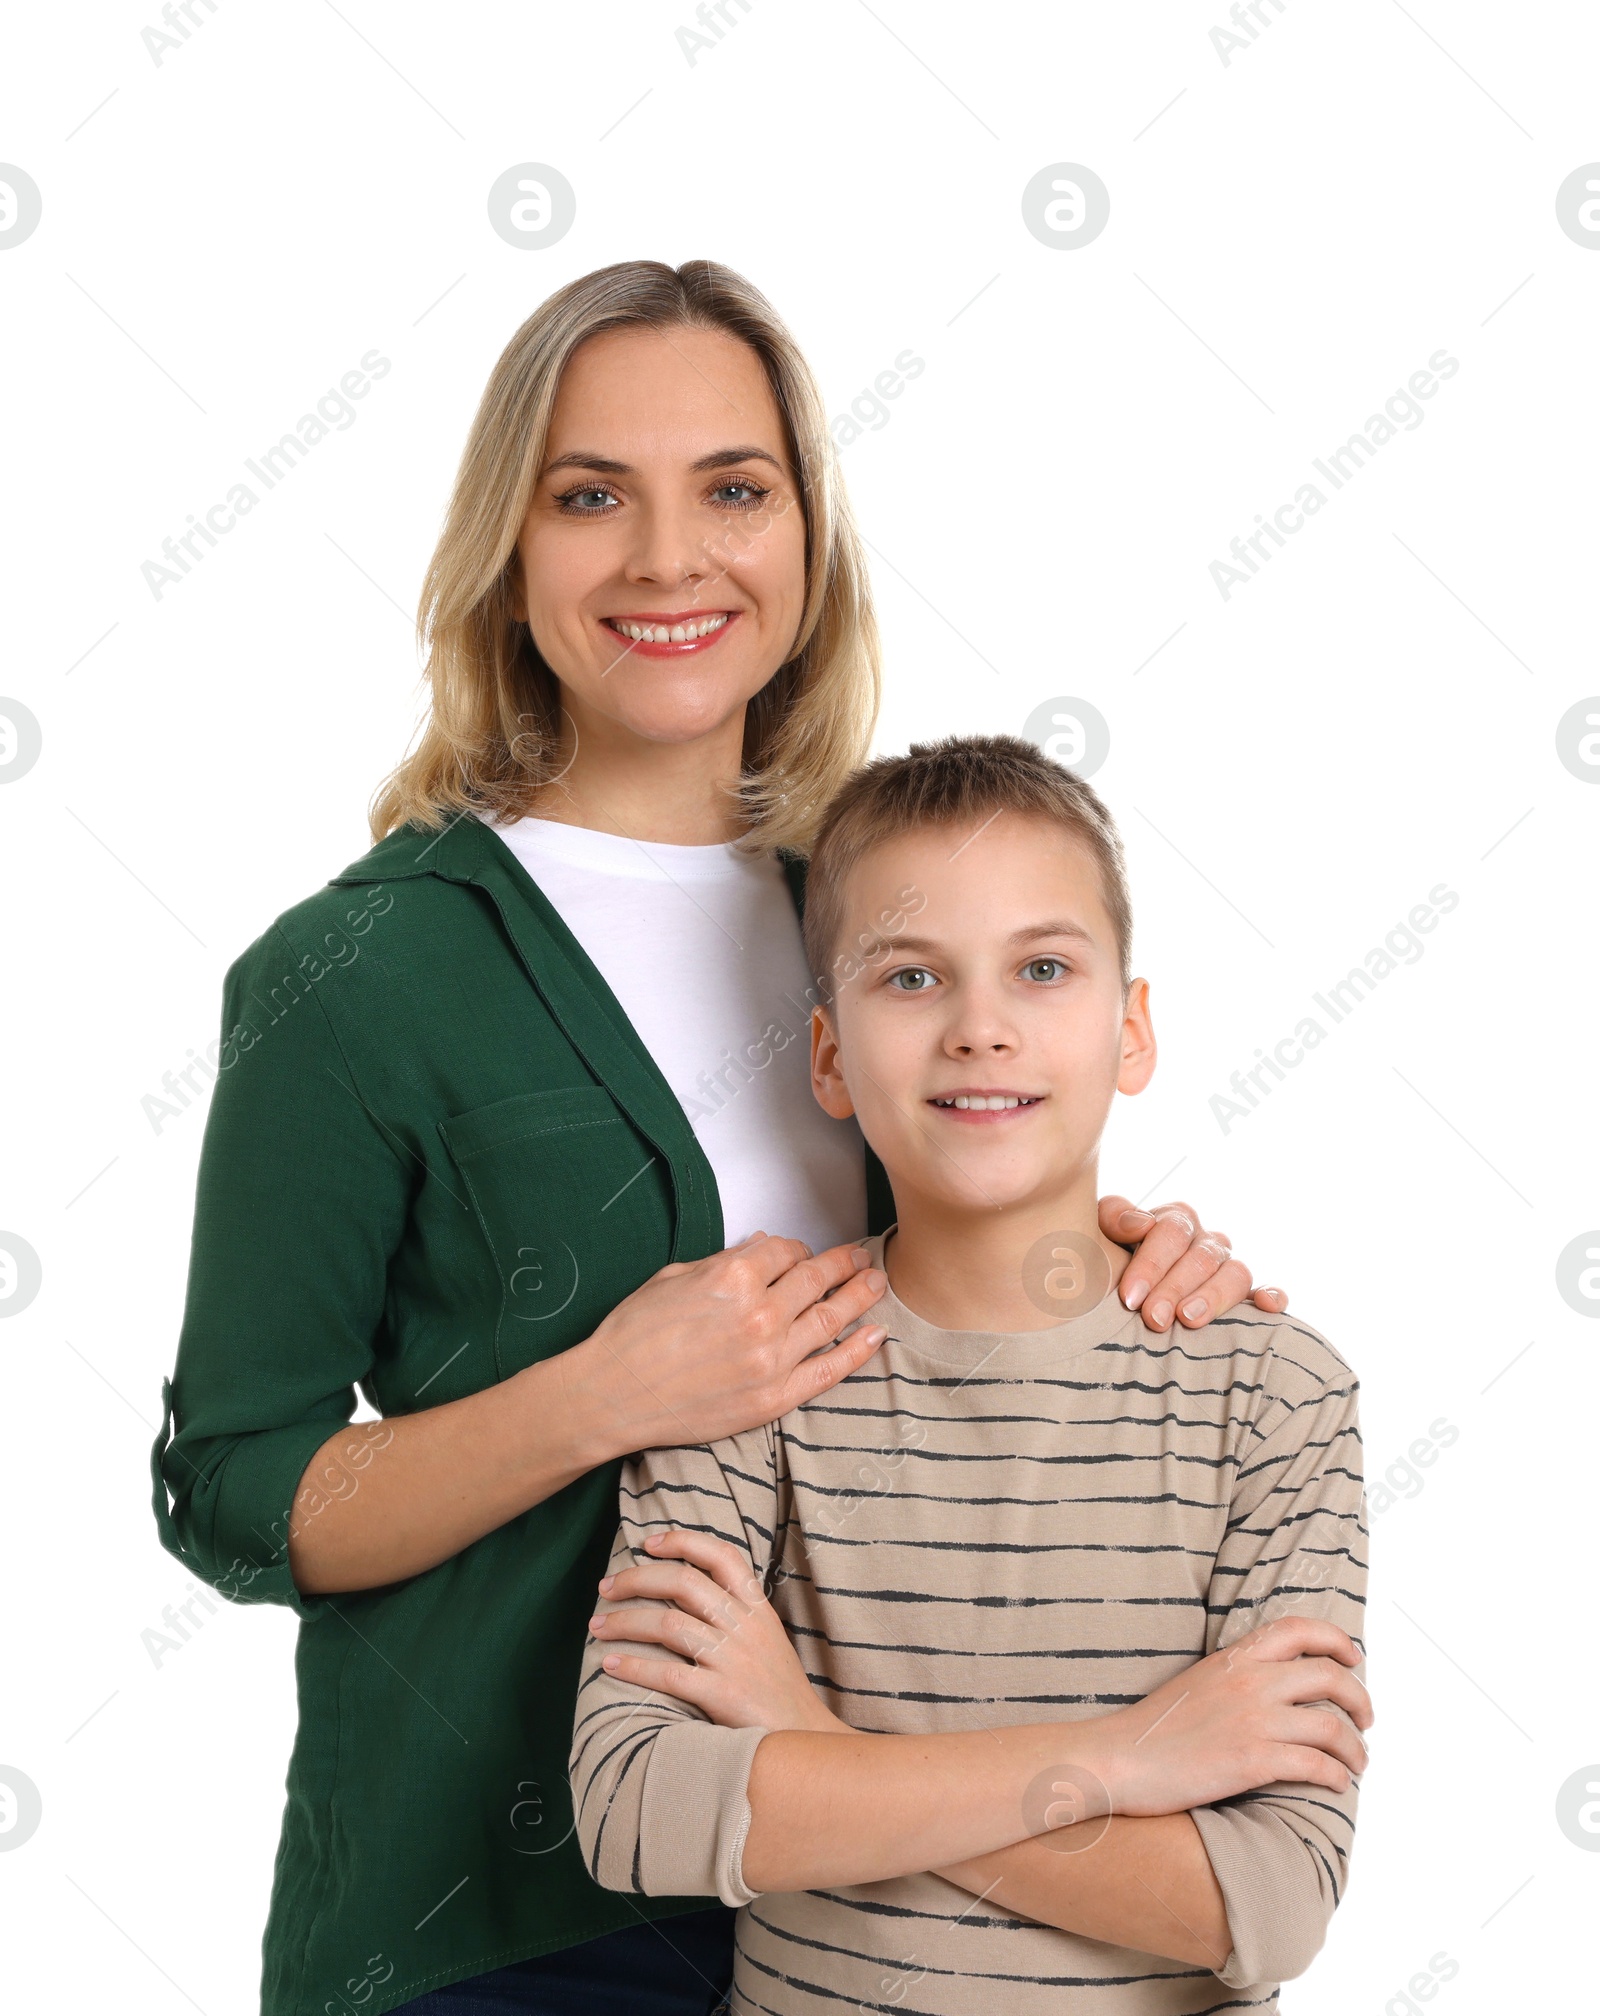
2, 2, 1597, 2010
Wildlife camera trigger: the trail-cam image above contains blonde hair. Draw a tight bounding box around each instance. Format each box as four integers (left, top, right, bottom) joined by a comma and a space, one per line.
802, 734, 1134, 993
369, 259, 881, 852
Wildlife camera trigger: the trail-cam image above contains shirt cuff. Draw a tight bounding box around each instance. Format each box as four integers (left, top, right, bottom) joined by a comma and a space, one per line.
1189, 1798, 1329, 1989
637, 1721, 771, 1906
150, 1377, 338, 1622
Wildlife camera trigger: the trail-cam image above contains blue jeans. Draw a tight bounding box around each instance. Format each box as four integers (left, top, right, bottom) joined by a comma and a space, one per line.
388, 1906, 735, 2014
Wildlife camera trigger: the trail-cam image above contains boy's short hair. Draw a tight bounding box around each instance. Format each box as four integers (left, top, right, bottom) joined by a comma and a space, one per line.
802, 733, 1133, 993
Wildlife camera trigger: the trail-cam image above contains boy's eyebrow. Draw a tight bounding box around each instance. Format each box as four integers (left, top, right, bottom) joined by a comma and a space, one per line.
540, 445, 786, 478
871, 919, 1099, 955
1007, 918, 1097, 945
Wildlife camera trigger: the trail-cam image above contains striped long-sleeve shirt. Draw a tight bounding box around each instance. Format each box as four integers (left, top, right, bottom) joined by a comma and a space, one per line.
569, 1234, 1368, 2014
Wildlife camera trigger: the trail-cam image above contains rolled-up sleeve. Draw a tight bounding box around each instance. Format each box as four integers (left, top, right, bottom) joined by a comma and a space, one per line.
569, 1426, 780, 1904
1191, 1358, 1368, 1989
149, 921, 410, 1620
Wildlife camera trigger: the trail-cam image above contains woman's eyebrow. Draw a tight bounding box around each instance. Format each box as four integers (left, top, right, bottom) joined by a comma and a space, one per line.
691, 446, 785, 473
540, 445, 785, 478
542, 451, 631, 476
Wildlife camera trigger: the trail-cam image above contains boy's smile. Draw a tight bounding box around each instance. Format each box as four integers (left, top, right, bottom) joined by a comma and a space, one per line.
927, 1087, 1047, 1120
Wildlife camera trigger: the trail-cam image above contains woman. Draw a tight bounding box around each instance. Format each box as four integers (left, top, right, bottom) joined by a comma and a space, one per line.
151, 259, 1285, 2016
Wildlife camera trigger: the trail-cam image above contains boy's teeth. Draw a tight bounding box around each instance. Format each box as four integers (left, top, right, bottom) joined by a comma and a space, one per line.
616, 613, 728, 643
945, 1095, 1030, 1110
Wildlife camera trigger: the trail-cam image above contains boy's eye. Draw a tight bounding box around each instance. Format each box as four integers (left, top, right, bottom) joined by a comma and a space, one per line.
887, 967, 937, 993
1023, 958, 1068, 983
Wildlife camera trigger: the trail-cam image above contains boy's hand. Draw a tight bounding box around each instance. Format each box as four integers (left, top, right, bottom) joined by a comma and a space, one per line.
1079, 1616, 1373, 1817
1099, 1195, 1287, 1332
588, 1528, 845, 1736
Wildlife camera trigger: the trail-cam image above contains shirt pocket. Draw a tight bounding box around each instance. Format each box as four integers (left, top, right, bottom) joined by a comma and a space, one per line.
438, 1086, 674, 1379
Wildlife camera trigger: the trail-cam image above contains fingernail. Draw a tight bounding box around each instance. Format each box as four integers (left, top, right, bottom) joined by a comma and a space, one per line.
598, 1575, 614, 1593
1122, 1207, 1153, 1229
645, 1533, 664, 1548
863, 1270, 886, 1294
1122, 1278, 1147, 1310
1148, 1300, 1172, 1329
588, 1616, 604, 1631
1181, 1297, 1207, 1323
602, 1655, 620, 1671
852, 1247, 873, 1268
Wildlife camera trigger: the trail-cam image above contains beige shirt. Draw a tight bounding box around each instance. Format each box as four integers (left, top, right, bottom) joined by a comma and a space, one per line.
569, 1234, 1367, 2013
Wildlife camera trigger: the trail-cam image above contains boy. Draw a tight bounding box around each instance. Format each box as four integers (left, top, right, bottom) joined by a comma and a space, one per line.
569, 735, 1369, 2013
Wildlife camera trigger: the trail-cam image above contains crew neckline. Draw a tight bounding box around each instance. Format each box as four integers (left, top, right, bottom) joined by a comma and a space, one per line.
864, 1227, 1136, 1368
478, 809, 760, 881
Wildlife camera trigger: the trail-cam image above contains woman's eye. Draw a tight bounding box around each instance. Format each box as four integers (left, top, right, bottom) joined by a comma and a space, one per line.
887, 967, 937, 993
711, 479, 771, 508
556, 484, 619, 514
1024, 958, 1068, 983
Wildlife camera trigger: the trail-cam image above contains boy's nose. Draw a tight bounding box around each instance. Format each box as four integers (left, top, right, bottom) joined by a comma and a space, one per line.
946, 1017, 1018, 1058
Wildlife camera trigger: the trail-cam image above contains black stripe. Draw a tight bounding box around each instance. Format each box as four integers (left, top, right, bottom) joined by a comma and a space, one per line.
1201, 1311, 1353, 1373
836, 1368, 1272, 1401
742, 1908, 1210, 1990
781, 1431, 1243, 1471
1220, 1502, 1367, 1540
801, 1530, 1218, 1559
791, 1479, 1226, 1513
573, 1717, 672, 1828
627, 1514, 748, 1551
599, 1726, 658, 1891
1233, 1789, 1356, 1832
793, 1573, 1214, 1610
1206, 1582, 1365, 1610
807, 1672, 1146, 1708
786, 1625, 1205, 1662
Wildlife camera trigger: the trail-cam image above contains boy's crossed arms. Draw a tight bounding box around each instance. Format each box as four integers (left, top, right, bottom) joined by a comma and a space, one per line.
568, 1287, 1368, 2011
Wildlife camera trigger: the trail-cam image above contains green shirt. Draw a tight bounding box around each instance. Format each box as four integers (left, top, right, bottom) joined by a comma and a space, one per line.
149, 811, 888, 2015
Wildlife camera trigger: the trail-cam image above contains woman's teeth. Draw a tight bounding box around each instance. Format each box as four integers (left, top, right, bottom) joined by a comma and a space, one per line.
611, 614, 729, 643
934, 1095, 1041, 1110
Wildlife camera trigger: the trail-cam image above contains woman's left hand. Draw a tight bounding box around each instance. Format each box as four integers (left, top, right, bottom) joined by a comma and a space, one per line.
588, 1528, 845, 1734
1098, 1194, 1289, 1332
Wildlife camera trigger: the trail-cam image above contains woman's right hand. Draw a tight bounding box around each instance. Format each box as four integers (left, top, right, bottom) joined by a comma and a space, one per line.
563, 1233, 888, 1454
1079, 1615, 1373, 1818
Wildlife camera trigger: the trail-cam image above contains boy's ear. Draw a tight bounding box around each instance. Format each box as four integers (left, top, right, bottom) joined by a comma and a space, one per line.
810, 1006, 856, 1120
1117, 978, 1157, 1096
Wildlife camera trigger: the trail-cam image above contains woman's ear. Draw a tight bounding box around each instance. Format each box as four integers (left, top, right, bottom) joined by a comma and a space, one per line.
1117, 978, 1157, 1096
810, 1006, 856, 1120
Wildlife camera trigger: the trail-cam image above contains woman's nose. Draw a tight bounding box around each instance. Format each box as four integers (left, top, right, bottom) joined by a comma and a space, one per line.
623, 503, 713, 588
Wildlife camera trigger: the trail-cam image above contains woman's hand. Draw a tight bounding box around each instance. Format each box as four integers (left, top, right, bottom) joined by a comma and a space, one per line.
1078, 1615, 1373, 1817
587, 1528, 845, 1735
564, 1233, 888, 1460
1098, 1195, 1288, 1332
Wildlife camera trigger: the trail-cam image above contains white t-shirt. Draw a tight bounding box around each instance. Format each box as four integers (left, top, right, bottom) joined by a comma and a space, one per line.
480, 813, 868, 1255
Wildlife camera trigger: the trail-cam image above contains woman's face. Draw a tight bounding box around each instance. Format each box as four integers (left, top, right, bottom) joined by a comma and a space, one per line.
512, 323, 808, 755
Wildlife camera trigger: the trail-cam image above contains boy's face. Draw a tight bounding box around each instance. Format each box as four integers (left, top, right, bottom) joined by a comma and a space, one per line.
811, 812, 1156, 1219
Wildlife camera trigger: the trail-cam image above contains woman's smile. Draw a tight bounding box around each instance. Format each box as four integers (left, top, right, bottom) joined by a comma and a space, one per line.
602, 609, 739, 655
